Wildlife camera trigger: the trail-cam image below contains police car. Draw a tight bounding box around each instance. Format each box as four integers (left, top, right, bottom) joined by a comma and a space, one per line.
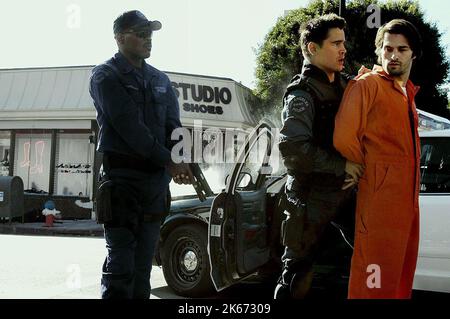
158, 124, 450, 297
413, 129, 450, 293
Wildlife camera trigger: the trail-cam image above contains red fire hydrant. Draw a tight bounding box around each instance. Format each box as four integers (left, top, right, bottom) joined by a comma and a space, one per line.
45, 214, 55, 227
42, 200, 60, 227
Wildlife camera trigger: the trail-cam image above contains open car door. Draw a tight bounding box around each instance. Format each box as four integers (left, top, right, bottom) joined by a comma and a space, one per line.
208, 123, 275, 291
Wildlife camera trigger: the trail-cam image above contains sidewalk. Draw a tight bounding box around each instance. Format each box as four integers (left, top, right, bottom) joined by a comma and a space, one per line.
0, 219, 104, 237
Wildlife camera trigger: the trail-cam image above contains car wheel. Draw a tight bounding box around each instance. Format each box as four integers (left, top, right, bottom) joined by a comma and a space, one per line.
161, 224, 214, 297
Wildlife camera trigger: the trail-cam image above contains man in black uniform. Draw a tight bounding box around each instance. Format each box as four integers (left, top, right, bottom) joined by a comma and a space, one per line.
89, 10, 192, 299
274, 14, 364, 299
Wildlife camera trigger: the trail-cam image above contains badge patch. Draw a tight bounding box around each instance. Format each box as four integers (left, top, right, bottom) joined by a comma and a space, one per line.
91, 67, 112, 84
289, 95, 311, 115
155, 86, 167, 93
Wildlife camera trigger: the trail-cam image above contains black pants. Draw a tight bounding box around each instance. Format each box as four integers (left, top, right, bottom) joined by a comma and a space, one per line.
100, 166, 169, 299
277, 186, 354, 298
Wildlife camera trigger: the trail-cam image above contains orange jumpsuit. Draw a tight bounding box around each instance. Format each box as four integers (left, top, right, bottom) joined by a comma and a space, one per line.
333, 65, 421, 299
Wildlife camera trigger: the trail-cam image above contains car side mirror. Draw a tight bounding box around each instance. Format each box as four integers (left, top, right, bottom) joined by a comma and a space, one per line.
237, 172, 253, 189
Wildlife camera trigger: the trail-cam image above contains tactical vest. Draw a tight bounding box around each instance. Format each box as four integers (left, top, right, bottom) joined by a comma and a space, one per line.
284, 73, 348, 151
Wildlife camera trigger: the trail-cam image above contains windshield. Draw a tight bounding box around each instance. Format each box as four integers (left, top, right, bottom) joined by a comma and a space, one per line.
170, 162, 235, 197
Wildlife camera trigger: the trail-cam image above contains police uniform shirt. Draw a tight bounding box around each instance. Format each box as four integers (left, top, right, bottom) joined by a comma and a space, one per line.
89, 52, 181, 168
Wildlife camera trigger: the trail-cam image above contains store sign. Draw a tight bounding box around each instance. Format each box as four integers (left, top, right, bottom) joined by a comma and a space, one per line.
167, 72, 256, 128
56, 163, 91, 174
171, 82, 232, 116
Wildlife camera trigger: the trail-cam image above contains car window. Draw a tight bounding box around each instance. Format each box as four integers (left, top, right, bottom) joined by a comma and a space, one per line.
267, 142, 286, 177
231, 125, 276, 192
235, 135, 266, 191
420, 137, 450, 193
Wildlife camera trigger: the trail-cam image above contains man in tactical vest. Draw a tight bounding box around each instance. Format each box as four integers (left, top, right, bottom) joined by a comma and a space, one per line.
274, 14, 365, 299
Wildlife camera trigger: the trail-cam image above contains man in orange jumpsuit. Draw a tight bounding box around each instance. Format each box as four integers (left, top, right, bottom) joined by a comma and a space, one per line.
333, 19, 422, 299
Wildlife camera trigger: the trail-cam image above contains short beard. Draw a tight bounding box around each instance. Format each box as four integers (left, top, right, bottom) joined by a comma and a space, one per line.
386, 66, 404, 77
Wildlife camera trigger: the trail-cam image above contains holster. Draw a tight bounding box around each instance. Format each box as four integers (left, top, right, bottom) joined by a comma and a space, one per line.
280, 190, 307, 250
95, 155, 113, 225
95, 176, 113, 224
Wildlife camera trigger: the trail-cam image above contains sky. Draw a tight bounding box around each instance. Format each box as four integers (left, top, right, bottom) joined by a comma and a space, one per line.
0, 0, 449, 90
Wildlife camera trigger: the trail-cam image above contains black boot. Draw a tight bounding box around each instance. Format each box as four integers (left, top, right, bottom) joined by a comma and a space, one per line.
273, 262, 314, 299
274, 276, 292, 299
290, 270, 314, 299
273, 267, 296, 299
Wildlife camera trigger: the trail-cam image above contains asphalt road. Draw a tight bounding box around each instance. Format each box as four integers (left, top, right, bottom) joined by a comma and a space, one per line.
0, 234, 447, 300
0, 234, 180, 299
0, 234, 276, 299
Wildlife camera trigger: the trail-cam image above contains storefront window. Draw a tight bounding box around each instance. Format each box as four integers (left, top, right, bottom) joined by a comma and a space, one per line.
14, 132, 52, 193
54, 133, 94, 197
0, 131, 11, 176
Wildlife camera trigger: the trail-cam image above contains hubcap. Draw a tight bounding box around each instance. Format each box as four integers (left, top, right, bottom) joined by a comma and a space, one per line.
182, 250, 198, 272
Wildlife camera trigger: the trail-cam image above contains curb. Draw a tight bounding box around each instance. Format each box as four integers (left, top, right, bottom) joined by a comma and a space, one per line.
0, 223, 104, 238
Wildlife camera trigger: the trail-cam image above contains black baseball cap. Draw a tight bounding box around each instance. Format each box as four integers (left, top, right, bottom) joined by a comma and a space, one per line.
113, 10, 162, 34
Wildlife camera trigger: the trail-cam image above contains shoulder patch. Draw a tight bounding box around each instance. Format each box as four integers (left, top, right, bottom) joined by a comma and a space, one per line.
91, 66, 113, 85
287, 94, 312, 115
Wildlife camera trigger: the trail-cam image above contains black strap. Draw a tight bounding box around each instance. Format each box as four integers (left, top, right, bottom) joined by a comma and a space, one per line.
103, 152, 159, 174
102, 153, 111, 173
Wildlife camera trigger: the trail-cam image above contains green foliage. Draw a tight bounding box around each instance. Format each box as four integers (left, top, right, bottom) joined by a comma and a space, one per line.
254, 0, 450, 119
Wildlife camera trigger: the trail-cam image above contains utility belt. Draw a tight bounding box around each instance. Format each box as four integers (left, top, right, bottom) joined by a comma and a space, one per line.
280, 173, 344, 251
290, 172, 344, 190
104, 152, 160, 174
95, 154, 164, 226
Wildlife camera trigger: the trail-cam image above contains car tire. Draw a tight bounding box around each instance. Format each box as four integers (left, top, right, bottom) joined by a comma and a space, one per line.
161, 224, 214, 297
